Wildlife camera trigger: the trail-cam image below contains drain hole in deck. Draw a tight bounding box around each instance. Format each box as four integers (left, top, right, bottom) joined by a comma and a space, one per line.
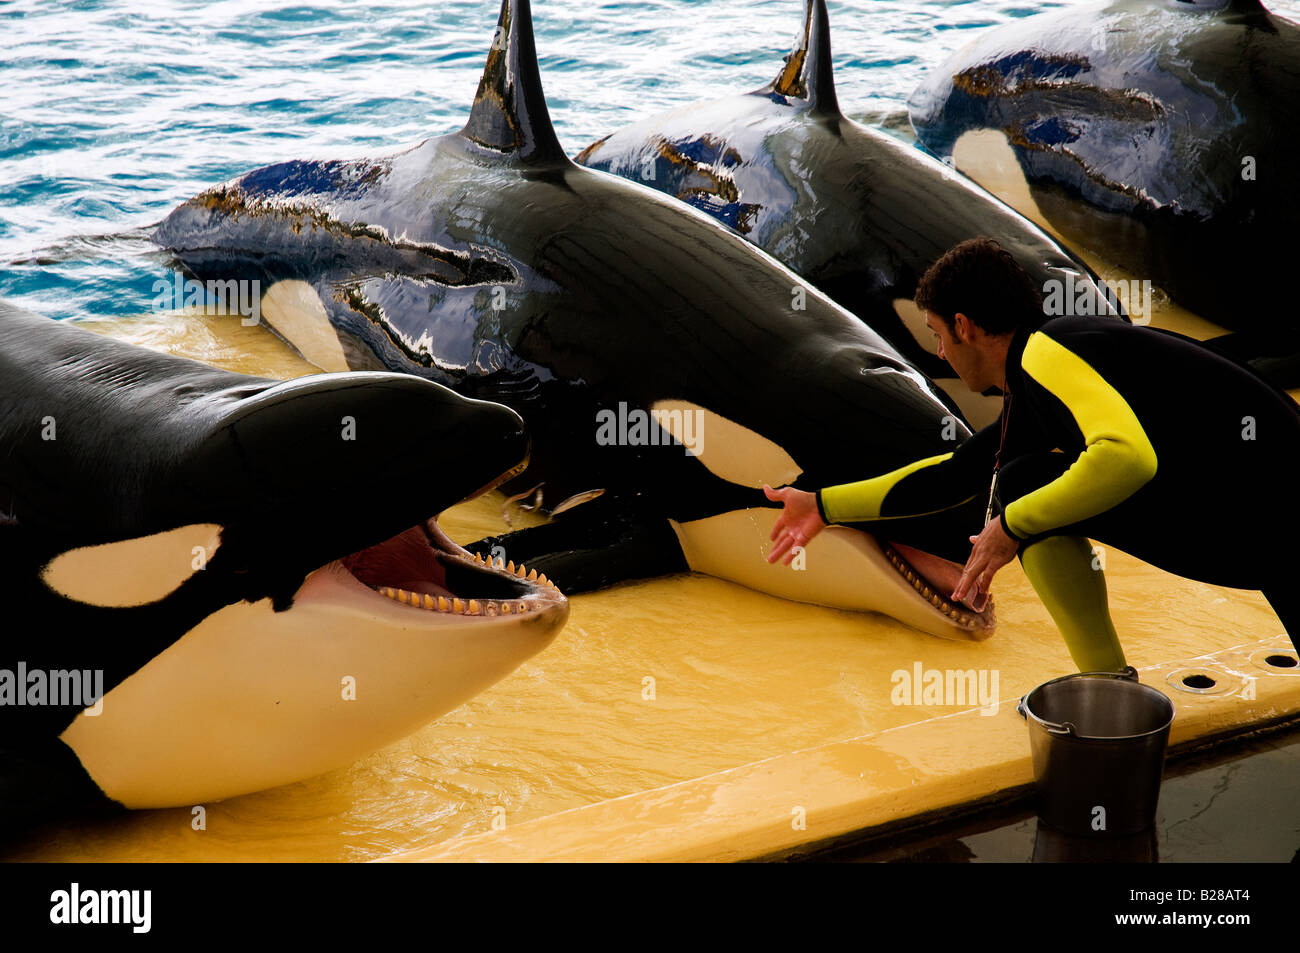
1264, 654, 1298, 669
1182, 674, 1216, 690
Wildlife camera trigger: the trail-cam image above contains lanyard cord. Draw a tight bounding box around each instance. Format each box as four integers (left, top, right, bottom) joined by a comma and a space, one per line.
984, 392, 1012, 526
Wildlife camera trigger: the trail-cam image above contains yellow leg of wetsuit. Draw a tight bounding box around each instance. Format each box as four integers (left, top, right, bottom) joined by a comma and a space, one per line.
1019, 535, 1127, 673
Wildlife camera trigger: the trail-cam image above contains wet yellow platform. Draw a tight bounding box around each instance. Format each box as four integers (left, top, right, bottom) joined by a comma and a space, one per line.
383, 628, 1300, 862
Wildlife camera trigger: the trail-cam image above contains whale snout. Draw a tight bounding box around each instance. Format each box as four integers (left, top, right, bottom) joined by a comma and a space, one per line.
447, 397, 530, 504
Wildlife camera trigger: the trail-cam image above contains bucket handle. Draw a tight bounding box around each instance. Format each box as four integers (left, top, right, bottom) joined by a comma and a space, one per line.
1016, 697, 1077, 735
1016, 666, 1139, 735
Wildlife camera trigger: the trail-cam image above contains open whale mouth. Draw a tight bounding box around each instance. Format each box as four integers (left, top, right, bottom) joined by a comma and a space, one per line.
675, 508, 996, 641
339, 516, 565, 619
881, 539, 995, 633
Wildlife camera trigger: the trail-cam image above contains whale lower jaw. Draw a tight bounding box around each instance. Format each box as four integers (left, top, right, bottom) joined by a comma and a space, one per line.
59, 523, 567, 810
669, 509, 995, 643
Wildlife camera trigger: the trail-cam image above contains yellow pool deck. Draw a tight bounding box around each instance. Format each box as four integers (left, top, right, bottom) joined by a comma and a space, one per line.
382, 633, 1300, 862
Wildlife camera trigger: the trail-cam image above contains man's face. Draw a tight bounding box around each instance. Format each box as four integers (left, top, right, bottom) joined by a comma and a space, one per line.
925, 310, 982, 391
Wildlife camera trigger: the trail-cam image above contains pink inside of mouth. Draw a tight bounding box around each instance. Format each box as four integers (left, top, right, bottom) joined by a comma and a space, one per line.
343, 526, 452, 598
340, 523, 535, 603
889, 540, 988, 613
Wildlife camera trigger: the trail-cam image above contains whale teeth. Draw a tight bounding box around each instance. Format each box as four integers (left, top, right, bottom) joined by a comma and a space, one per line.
528, 569, 538, 581
885, 548, 975, 618
375, 587, 539, 617
538, 573, 549, 587
516, 563, 527, 577
507, 560, 515, 574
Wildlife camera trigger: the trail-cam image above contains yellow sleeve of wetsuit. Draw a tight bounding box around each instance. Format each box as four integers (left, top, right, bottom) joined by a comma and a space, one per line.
818, 452, 954, 523
1002, 332, 1158, 540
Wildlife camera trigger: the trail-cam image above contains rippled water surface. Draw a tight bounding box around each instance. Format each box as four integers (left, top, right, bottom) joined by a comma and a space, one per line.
3, 0, 1297, 861
2, 0, 1092, 316
6, 0, 1297, 315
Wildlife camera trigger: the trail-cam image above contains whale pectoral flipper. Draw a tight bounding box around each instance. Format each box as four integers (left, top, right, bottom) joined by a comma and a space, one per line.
466, 501, 689, 594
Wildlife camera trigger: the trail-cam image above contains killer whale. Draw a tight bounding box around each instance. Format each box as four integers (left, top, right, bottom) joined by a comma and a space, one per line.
907, 0, 1300, 385
575, 0, 1125, 426
0, 299, 567, 833
154, 0, 1001, 643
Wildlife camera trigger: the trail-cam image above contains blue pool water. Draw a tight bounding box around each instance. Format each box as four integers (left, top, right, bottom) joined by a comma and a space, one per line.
2, 0, 1297, 322
0, 0, 1055, 319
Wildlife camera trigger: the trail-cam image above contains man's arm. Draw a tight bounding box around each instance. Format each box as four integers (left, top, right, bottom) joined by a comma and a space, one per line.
816, 419, 1001, 524
1000, 332, 1158, 541
766, 422, 999, 566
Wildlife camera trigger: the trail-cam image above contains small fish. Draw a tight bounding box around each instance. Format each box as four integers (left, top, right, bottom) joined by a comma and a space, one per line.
550, 489, 606, 517
500, 483, 544, 527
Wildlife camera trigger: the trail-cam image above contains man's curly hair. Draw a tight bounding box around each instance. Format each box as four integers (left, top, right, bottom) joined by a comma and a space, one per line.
914, 237, 1044, 335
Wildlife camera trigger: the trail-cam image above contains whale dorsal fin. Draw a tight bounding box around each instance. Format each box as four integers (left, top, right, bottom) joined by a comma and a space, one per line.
460, 0, 567, 165
769, 0, 840, 117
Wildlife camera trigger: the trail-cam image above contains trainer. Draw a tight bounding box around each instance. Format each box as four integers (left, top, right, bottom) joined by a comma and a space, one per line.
766, 238, 1300, 669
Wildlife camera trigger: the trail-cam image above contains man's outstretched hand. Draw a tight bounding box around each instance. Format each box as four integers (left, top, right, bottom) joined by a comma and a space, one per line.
952, 518, 1019, 612
764, 484, 826, 565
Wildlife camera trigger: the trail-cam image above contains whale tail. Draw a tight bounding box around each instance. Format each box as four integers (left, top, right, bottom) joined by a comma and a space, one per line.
460, 0, 569, 166
768, 0, 840, 118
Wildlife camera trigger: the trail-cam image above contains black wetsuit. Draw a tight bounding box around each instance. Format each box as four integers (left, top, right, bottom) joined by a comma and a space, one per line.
815, 316, 1300, 653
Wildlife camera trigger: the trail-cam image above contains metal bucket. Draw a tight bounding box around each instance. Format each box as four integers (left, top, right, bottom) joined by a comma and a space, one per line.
1017, 668, 1174, 836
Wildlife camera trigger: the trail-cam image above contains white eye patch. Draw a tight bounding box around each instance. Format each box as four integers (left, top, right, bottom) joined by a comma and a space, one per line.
951, 128, 1050, 227
261, 279, 350, 373
650, 399, 802, 489
41, 524, 224, 607
893, 297, 939, 356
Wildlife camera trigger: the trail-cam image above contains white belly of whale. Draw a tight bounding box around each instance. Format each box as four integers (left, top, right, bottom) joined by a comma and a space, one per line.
59, 562, 564, 808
